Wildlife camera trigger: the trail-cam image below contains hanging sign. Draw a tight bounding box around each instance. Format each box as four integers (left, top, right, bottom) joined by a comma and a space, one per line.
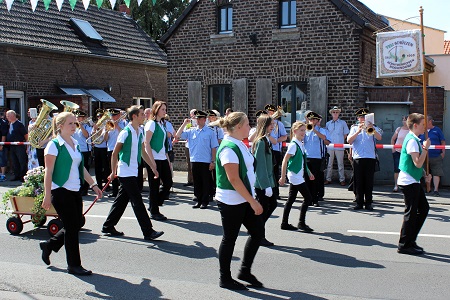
376, 29, 424, 78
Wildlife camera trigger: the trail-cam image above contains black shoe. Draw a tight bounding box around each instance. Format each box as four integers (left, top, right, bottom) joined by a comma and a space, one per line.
352, 205, 363, 210
151, 214, 168, 221
433, 191, 440, 196
365, 204, 374, 211
281, 223, 298, 231
101, 227, 124, 236
200, 204, 208, 209
183, 182, 193, 187
192, 203, 201, 209
219, 278, 248, 290
397, 246, 424, 255
237, 271, 264, 288
412, 242, 424, 252
144, 230, 164, 240
39, 242, 51, 265
260, 238, 274, 247
298, 223, 314, 233
68, 266, 93, 276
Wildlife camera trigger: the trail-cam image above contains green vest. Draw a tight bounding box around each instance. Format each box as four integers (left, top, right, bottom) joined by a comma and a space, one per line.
399, 133, 423, 181
119, 126, 142, 166
51, 139, 84, 187
216, 140, 252, 194
150, 121, 169, 153
287, 140, 309, 175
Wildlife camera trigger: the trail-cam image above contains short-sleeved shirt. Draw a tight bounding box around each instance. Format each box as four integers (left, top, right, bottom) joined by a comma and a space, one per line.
210, 126, 224, 143
397, 136, 421, 185
117, 124, 143, 177
73, 124, 92, 152
286, 138, 306, 185
419, 126, 445, 158
394, 127, 409, 153
349, 124, 382, 159
6, 120, 27, 142
270, 120, 287, 152
216, 136, 256, 205
44, 135, 82, 191
304, 126, 329, 159
93, 128, 107, 149
107, 123, 125, 152
181, 126, 219, 163
325, 119, 349, 149
144, 120, 167, 161
165, 121, 175, 151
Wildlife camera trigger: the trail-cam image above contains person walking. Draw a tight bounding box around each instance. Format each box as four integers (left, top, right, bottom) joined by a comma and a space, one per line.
40, 112, 102, 275
5, 110, 28, 181
390, 115, 409, 192
91, 110, 109, 190
397, 113, 431, 255
216, 112, 264, 290
279, 121, 315, 232
325, 106, 349, 186
106, 109, 126, 198
251, 115, 277, 246
102, 105, 164, 241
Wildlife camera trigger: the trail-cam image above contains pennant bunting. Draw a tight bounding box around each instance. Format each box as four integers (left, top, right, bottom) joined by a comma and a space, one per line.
124, 0, 130, 8
137, 0, 143, 6
153, 0, 157, 5
96, 0, 104, 9
56, 0, 64, 11
5, 0, 13, 11
0, 0, 3, 4
69, 0, 76, 10
82, 0, 90, 10
43, 0, 51, 10
109, 0, 116, 10
30, 0, 38, 11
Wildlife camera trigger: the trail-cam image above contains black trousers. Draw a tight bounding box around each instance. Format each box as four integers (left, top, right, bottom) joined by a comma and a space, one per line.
94, 147, 108, 189
107, 150, 119, 196
398, 183, 429, 249
103, 176, 154, 236
305, 158, 324, 203
36, 148, 45, 167
255, 188, 277, 237
80, 151, 91, 193
282, 182, 313, 225
147, 159, 173, 215
353, 158, 375, 206
10, 145, 27, 180
217, 201, 264, 280
184, 147, 193, 184
192, 162, 213, 205
47, 188, 83, 267
272, 150, 282, 198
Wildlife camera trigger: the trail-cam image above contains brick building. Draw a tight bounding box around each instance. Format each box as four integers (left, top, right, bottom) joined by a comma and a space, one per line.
161, 0, 444, 181
0, 2, 167, 122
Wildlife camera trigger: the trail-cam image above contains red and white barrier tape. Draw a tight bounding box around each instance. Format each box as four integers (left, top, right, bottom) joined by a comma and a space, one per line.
0, 142, 30, 145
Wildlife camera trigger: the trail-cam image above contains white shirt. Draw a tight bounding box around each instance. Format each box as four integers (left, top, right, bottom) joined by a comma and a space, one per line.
216, 136, 256, 205
117, 124, 143, 178
44, 135, 82, 192
144, 120, 167, 161
397, 136, 421, 185
286, 138, 306, 185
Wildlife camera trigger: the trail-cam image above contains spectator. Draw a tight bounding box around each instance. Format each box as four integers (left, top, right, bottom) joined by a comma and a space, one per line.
390, 115, 409, 192
0, 110, 9, 182
6, 110, 28, 181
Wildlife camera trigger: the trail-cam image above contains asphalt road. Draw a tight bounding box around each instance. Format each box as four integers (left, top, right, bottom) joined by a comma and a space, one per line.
0, 172, 449, 300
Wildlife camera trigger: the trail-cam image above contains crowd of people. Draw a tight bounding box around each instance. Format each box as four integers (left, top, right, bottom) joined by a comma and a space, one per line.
0, 102, 445, 288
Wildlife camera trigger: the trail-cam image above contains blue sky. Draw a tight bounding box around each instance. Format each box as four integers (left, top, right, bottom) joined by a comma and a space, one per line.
359, 0, 450, 39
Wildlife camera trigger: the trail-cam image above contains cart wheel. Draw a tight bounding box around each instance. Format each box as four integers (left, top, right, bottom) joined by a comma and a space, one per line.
47, 219, 63, 236
80, 215, 86, 228
6, 217, 23, 235
31, 215, 47, 227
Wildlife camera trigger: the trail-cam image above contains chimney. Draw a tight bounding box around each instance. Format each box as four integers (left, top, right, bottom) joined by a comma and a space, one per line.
119, 4, 131, 16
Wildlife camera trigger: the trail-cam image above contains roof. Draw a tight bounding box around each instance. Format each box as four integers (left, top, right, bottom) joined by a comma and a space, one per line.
0, 1, 167, 67
161, 0, 391, 44
445, 41, 450, 54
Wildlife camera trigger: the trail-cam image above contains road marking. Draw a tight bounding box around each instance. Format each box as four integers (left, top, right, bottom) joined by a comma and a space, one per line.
348, 230, 450, 239
87, 214, 136, 220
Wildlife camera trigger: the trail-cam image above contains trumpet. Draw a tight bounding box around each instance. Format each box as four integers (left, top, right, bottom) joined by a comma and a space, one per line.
306, 123, 313, 132
366, 126, 375, 135
105, 111, 127, 131
75, 117, 94, 128
87, 110, 112, 144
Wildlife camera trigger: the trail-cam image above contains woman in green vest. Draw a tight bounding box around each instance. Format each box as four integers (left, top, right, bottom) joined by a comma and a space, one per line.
397, 113, 431, 255
279, 121, 315, 232
216, 112, 264, 290
40, 112, 102, 276
251, 115, 277, 247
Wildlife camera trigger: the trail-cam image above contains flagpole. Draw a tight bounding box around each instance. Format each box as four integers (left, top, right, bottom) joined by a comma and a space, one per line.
419, 6, 430, 191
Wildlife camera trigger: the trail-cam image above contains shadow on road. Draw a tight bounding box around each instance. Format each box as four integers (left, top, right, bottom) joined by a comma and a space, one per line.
226, 287, 327, 299
318, 232, 397, 249
165, 218, 223, 236
150, 240, 218, 259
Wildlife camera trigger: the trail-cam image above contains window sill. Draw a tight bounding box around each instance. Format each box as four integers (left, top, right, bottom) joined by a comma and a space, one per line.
210, 33, 236, 45
272, 27, 300, 41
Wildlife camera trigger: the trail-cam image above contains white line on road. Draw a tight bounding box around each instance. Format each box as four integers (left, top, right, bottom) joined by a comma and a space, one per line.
348, 230, 450, 239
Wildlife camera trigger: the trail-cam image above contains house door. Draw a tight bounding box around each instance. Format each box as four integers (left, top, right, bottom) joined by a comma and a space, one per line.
370, 104, 410, 184
5, 90, 26, 125
278, 82, 307, 131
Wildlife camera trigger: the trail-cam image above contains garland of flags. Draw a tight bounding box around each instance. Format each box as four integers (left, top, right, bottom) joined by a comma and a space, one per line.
0, 0, 157, 11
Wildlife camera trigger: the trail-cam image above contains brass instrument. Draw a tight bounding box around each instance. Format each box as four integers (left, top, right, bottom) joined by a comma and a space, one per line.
208, 118, 222, 127
87, 110, 112, 144
106, 111, 127, 131
271, 106, 285, 120
366, 126, 375, 135
306, 123, 314, 132
60, 100, 79, 112
28, 99, 58, 149
75, 117, 94, 128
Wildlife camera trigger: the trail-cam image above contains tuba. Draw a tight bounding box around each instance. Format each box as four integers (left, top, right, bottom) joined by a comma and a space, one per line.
271, 106, 285, 120
87, 109, 112, 144
28, 99, 58, 149
60, 100, 79, 112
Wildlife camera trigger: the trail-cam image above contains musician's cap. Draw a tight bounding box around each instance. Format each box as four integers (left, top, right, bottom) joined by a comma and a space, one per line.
306, 111, 321, 120
73, 109, 87, 117
194, 110, 207, 118
355, 108, 369, 117
256, 110, 268, 118
206, 109, 220, 117
264, 104, 276, 112
110, 108, 121, 116
329, 106, 341, 114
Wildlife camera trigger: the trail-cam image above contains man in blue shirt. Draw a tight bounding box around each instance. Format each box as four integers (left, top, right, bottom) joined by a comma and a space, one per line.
176, 110, 219, 209
419, 116, 446, 196
72, 109, 93, 196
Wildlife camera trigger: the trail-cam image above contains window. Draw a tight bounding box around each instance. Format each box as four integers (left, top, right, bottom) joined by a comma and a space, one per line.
279, 0, 296, 28
70, 18, 103, 42
133, 97, 153, 109
218, 5, 233, 33
209, 85, 232, 116
278, 82, 307, 130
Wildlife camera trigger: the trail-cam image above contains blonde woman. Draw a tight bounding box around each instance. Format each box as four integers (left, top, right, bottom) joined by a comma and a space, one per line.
40, 112, 102, 276
216, 112, 264, 290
